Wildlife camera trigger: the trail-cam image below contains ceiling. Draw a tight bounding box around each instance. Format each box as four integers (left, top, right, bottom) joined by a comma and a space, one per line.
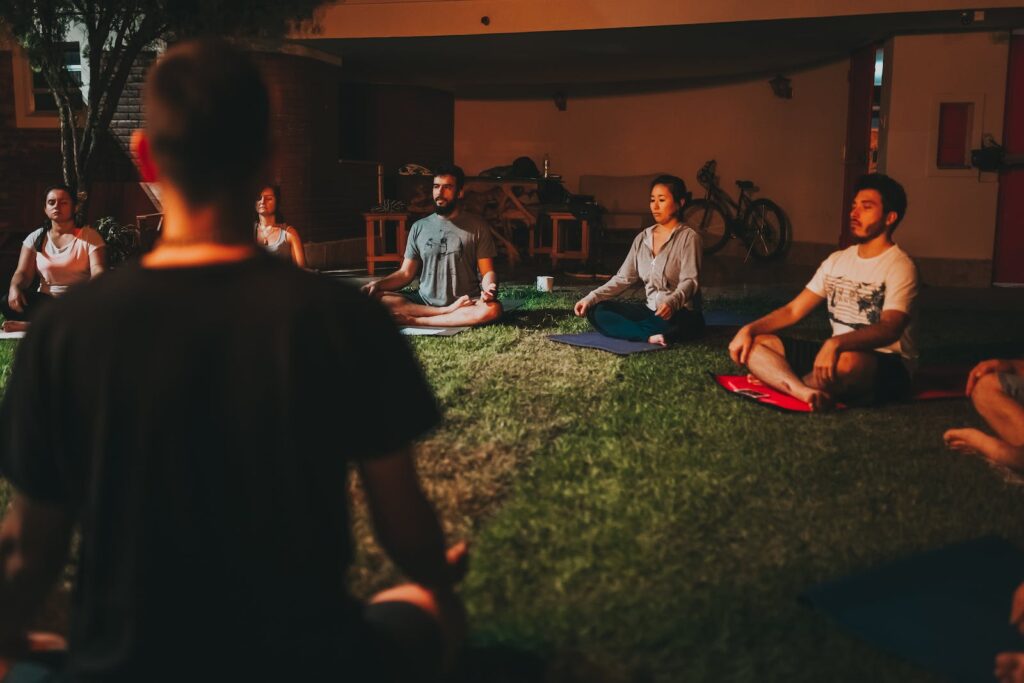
293, 7, 1024, 97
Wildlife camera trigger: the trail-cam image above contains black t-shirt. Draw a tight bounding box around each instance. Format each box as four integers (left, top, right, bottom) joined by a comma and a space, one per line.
0, 253, 440, 681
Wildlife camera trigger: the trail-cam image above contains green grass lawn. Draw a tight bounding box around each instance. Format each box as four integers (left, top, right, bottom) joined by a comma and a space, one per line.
4, 286, 1024, 681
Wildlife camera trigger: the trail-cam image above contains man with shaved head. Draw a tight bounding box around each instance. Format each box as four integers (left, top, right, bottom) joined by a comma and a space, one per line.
0, 39, 463, 682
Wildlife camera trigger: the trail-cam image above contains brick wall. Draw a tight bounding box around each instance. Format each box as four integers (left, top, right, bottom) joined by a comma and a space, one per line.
0, 50, 63, 280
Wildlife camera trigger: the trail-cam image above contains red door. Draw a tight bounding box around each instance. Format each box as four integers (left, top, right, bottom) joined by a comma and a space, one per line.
839, 45, 878, 247
993, 34, 1024, 285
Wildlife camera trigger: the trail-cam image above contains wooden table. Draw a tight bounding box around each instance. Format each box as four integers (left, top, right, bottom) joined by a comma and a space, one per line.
363, 212, 409, 275
543, 211, 590, 268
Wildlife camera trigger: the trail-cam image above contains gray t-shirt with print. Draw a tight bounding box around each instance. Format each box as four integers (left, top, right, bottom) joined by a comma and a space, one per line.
405, 211, 497, 307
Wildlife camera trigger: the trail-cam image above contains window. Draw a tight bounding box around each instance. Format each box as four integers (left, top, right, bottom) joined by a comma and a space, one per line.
11, 41, 84, 128
936, 102, 973, 169
30, 42, 83, 113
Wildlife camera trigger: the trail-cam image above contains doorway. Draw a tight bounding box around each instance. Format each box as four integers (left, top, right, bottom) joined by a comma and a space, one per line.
993, 33, 1024, 286
839, 44, 883, 247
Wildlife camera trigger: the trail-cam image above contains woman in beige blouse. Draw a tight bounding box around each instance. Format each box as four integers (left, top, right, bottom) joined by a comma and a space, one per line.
574, 175, 703, 346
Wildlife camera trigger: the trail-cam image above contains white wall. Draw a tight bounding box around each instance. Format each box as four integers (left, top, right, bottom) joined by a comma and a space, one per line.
881, 31, 1009, 260
455, 59, 850, 246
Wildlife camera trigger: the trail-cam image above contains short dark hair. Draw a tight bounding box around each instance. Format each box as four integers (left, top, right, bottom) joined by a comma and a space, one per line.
854, 173, 908, 230
43, 184, 77, 206
650, 174, 692, 216
145, 39, 270, 240
256, 184, 285, 223
433, 164, 466, 190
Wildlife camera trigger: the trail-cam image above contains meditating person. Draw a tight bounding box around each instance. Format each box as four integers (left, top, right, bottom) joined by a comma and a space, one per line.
255, 184, 307, 267
727, 173, 917, 411
0, 39, 465, 683
362, 164, 502, 327
573, 174, 703, 347
2, 185, 105, 331
943, 358, 1024, 469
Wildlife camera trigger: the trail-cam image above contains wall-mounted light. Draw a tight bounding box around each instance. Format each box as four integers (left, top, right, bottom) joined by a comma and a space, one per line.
554, 91, 567, 111
769, 74, 792, 99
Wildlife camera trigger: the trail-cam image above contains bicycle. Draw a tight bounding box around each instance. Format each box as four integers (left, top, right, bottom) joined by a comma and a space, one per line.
682, 160, 790, 260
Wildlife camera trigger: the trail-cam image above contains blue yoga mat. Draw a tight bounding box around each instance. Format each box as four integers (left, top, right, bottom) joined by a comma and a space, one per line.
802, 536, 1024, 683
703, 309, 757, 327
547, 332, 665, 355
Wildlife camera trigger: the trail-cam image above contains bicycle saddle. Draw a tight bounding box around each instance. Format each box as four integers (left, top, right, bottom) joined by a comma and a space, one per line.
735, 180, 757, 190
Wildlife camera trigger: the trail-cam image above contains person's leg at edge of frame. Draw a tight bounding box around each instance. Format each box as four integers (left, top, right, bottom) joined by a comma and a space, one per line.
944, 372, 1024, 468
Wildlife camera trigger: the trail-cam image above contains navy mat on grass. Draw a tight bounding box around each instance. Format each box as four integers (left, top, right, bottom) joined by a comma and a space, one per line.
801, 536, 1024, 683
547, 332, 665, 355
703, 309, 757, 327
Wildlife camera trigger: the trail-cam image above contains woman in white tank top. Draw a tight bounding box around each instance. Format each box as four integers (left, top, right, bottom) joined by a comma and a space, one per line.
3, 185, 106, 330
255, 185, 306, 267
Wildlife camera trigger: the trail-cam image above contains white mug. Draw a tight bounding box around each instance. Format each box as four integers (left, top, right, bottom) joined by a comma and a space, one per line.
536, 276, 554, 293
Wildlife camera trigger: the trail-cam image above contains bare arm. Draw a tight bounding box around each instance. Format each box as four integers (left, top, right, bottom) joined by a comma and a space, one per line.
88, 248, 106, 278
363, 258, 420, 298
0, 494, 73, 650
965, 358, 1024, 396
830, 309, 908, 354
478, 258, 498, 302
286, 228, 307, 269
729, 289, 823, 365
358, 448, 456, 593
7, 248, 38, 313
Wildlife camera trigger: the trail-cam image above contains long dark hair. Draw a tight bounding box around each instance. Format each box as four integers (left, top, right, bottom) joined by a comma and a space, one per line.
256, 184, 285, 223
650, 174, 691, 219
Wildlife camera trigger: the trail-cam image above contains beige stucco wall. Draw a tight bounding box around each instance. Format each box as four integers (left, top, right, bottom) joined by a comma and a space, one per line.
455, 59, 850, 246
880, 31, 1009, 260
310, 0, 1024, 39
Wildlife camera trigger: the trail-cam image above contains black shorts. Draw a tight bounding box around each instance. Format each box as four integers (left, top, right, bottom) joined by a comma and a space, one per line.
398, 290, 429, 306
780, 336, 912, 404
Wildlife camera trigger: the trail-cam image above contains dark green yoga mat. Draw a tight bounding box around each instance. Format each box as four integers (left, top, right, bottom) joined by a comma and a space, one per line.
801, 536, 1024, 682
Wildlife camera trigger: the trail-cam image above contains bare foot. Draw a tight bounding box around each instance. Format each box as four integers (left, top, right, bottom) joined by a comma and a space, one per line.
789, 384, 833, 412
441, 295, 473, 314
1, 320, 28, 333
746, 374, 764, 386
944, 427, 1024, 468
648, 334, 667, 347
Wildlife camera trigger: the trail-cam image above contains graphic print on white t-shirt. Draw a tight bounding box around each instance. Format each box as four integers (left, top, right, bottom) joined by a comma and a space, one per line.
823, 276, 886, 328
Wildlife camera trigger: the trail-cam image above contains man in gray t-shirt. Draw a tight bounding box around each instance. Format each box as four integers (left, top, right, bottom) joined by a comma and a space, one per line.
364, 164, 502, 327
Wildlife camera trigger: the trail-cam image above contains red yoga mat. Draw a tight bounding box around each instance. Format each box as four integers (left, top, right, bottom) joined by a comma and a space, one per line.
712, 368, 968, 413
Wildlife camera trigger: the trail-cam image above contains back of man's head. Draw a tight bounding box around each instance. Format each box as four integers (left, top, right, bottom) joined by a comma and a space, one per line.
854, 173, 908, 231
145, 39, 269, 241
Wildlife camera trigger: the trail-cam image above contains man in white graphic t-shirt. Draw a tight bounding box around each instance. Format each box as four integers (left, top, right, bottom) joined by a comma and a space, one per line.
728, 174, 917, 411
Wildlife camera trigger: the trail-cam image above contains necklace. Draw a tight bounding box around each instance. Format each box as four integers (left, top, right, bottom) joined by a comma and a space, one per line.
256, 223, 280, 246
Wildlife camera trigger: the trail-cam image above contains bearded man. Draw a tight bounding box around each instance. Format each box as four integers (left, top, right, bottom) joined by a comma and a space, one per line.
727, 173, 917, 411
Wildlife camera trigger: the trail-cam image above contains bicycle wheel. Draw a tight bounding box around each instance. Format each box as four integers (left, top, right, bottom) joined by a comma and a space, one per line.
744, 199, 790, 261
682, 199, 729, 254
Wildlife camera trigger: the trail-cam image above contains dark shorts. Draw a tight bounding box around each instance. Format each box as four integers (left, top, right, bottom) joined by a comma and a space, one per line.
398, 290, 430, 307
780, 336, 912, 404
999, 372, 1024, 403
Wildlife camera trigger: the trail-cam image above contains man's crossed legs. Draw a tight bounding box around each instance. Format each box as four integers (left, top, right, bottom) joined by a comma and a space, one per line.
746, 335, 909, 411
380, 292, 502, 328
